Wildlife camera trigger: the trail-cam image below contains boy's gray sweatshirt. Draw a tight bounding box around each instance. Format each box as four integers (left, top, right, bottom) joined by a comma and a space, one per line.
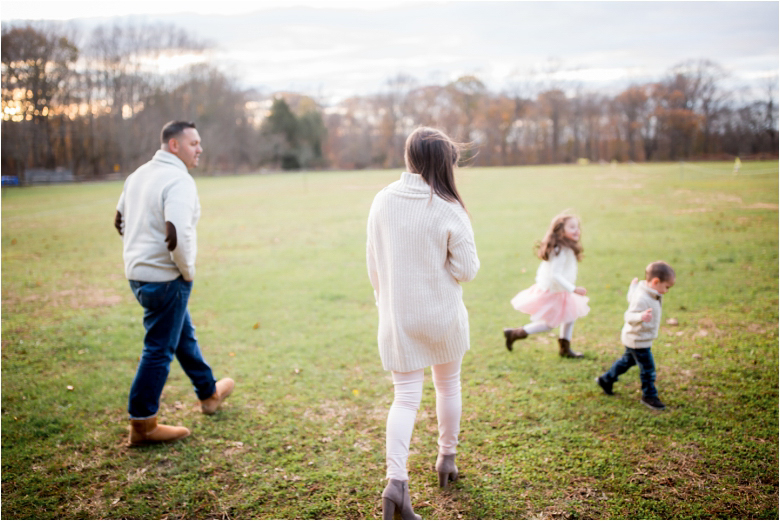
620, 280, 663, 348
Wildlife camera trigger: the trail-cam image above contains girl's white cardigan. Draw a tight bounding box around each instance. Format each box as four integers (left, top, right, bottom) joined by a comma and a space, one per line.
535, 246, 578, 293
366, 172, 480, 372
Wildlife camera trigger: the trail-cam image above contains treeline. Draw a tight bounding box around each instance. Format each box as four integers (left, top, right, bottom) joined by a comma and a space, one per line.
2, 21, 777, 181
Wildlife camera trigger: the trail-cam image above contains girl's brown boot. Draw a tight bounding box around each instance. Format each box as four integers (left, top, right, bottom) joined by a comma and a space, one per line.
503, 328, 528, 351
558, 338, 583, 358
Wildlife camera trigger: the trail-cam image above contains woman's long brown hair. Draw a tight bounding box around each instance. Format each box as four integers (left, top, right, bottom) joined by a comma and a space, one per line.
404, 127, 466, 209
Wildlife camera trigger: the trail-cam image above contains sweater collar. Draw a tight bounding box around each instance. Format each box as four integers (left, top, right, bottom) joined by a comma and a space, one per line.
639, 280, 662, 301
152, 149, 188, 172
398, 171, 431, 193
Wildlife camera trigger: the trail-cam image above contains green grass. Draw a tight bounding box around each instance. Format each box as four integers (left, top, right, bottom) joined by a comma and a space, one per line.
2, 160, 777, 519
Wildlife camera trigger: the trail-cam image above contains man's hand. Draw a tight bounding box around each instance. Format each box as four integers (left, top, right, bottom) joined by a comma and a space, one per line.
114, 211, 123, 236
165, 221, 177, 251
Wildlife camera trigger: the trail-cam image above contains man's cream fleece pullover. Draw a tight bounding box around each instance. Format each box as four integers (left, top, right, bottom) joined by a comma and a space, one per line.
117, 150, 200, 282
366, 172, 480, 372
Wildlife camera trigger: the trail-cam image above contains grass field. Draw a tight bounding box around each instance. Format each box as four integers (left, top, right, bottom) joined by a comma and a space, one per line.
2, 161, 778, 520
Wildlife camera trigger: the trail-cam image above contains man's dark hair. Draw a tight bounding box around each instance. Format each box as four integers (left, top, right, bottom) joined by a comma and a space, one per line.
161, 121, 197, 145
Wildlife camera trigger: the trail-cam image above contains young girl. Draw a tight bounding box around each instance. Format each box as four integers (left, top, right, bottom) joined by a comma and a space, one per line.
503, 212, 590, 358
367, 127, 479, 519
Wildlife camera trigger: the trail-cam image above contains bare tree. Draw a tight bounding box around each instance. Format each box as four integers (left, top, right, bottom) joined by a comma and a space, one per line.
537, 89, 568, 163
1, 22, 78, 178
482, 93, 516, 166
3, 20, 777, 178
375, 74, 417, 168
661, 59, 730, 157
74, 22, 211, 176
446, 75, 487, 146
325, 95, 377, 169
615, 85, 649, 161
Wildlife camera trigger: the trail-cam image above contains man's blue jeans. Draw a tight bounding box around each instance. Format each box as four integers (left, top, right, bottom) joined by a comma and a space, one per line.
602, 346, 658, 398
128, 277, 216, 419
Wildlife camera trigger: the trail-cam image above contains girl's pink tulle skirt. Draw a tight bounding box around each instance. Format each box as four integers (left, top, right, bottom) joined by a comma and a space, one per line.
510, 285, 590, 327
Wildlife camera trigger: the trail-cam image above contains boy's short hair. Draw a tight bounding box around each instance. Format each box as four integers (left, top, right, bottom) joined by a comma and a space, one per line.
645, 261, 675, 282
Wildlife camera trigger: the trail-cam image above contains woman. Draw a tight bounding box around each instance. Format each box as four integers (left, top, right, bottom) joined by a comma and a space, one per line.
366, 127, 480, 519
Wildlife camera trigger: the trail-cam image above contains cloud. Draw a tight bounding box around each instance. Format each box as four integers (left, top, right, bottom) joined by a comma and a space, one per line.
4, 1, 777, 102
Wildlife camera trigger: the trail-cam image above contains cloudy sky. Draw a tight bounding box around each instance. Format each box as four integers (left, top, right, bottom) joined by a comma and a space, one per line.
3, 0, 778, 102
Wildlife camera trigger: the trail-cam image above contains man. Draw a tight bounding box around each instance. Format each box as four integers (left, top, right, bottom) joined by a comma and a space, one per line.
115, 120, 234, 446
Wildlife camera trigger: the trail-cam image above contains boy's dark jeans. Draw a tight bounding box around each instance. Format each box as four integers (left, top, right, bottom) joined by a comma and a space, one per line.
127, 277, 217, 419
601, 346, 658, 398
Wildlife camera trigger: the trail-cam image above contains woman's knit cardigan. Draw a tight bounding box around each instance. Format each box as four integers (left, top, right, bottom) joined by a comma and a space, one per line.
366, 172, 480, 372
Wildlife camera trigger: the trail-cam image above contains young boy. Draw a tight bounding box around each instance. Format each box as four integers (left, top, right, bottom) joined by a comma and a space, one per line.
597, 261, 675, 410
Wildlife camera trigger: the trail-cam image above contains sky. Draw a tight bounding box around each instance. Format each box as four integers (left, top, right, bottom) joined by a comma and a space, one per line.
2, 0, 778, 103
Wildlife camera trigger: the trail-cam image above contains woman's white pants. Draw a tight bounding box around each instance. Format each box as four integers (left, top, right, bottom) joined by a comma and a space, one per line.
385, 357, 462, 481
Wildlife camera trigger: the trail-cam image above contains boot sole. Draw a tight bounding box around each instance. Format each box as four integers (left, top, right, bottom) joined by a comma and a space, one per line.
127, 437, 188, 447
127, 432, 190, 447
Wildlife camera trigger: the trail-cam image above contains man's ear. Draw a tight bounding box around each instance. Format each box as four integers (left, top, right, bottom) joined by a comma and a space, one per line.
167, 137, 179, 153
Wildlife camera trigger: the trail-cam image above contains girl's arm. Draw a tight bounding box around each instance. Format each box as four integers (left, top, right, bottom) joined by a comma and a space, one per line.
549, 249, 577, 292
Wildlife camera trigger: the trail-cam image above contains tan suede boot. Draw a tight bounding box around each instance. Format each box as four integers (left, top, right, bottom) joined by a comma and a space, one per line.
128, 417, 190, 446
200, 377, 235, 415
558, 338, 583, 358
503, 327, 528, 352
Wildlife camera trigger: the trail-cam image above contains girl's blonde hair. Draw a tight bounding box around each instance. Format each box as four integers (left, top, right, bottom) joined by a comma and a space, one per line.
535, 211, 583, 261
404, 126, 466, 209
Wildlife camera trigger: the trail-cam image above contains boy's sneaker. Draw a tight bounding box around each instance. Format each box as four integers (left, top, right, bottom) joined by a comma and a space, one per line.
596, 376, 613, 395
641, 396, 666, 410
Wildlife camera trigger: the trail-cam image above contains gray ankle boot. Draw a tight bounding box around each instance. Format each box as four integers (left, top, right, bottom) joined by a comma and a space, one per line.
435, 453, 459, 488
381, 479, 421, 520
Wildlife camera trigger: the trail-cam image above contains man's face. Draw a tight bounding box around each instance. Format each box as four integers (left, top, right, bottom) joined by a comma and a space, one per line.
170, 128, 202, 169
